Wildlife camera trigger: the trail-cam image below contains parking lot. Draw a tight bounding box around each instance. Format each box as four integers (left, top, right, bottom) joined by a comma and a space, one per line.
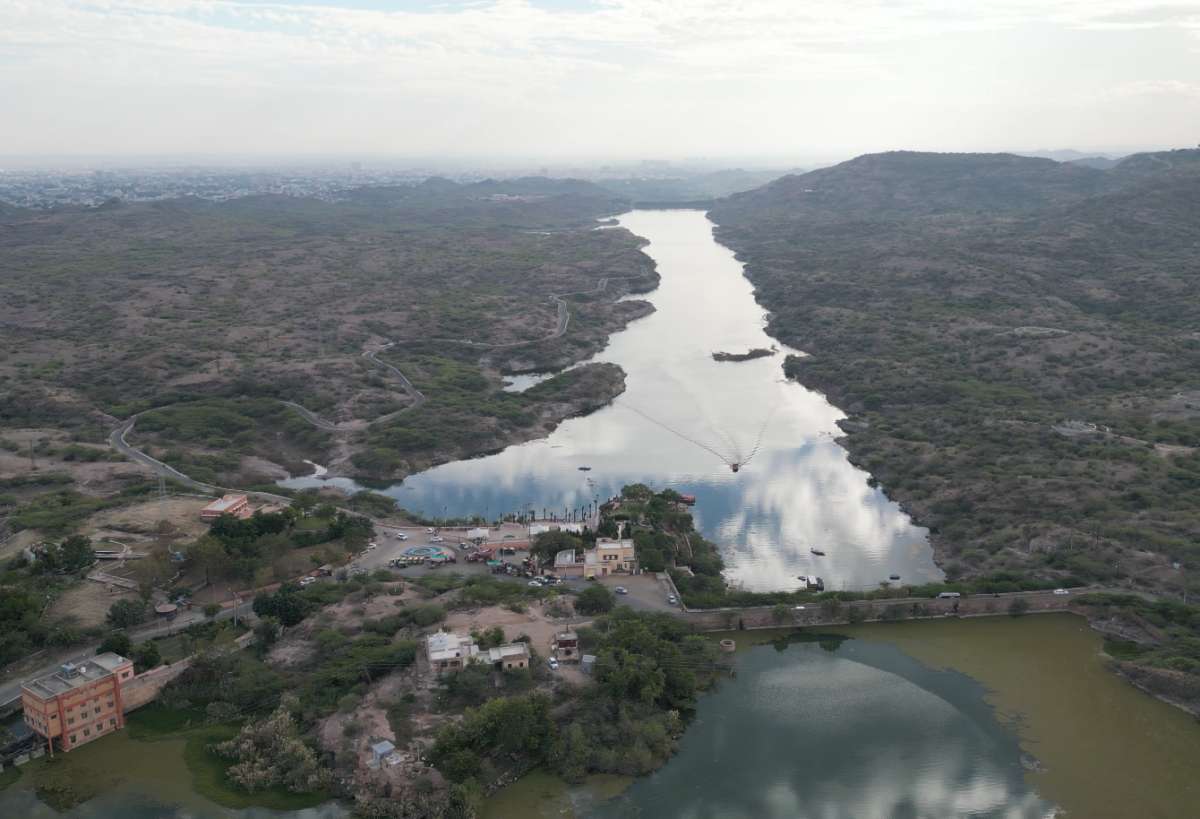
597, 573, 679, 613
342, 525, 680, 614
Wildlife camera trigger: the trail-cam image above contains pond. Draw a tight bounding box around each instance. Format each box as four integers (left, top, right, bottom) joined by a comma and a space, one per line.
488, 614, 1200, 819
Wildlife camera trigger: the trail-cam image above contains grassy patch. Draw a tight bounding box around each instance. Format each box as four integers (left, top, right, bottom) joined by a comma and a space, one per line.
0, 764, 21, 792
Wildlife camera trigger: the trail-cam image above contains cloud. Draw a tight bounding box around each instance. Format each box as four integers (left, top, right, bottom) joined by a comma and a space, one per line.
1, 0, 1198, 155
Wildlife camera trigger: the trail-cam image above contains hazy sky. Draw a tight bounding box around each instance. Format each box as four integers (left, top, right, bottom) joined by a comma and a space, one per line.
2, 0, 1199, 160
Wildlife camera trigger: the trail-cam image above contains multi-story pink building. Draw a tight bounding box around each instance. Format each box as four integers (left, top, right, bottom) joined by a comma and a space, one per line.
21, 653, 135, 754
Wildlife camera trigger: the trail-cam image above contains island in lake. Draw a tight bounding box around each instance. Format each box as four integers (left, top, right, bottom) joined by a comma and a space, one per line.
711, 346, 776, 362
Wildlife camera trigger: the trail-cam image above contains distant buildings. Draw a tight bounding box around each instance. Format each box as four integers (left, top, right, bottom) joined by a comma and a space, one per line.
200, 494, 251, 521
426, 631, 479, 673
21, 654, 135, 754
485, 643, 530, 671
553, 631, 579, 662
425, 631, 531, 673
553, 537, 637, 579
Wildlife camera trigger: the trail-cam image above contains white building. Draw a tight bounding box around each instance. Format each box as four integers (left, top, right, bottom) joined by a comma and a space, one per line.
426, 631, 479, 673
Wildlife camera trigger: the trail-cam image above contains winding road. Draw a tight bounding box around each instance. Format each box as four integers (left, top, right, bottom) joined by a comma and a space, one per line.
108, 416, 293, 504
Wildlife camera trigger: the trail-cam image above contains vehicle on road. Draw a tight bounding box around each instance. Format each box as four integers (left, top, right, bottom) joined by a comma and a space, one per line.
615, 586, 628, 595
367, 543, 377, 551
936, 591, 961, 599
426, 528, 435, 534
793, 605, 806, 611
528, 580, 542, 587
397, 533, 409, 541
458, 542, 469, 550
667, 594, 678, 605
430, 536, 444, 543
548, 658, 559, 670
1053, 588, 1070, 595
299, 576, 316, 586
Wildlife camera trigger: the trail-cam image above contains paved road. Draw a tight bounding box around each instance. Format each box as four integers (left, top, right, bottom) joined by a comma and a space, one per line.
109, 416, 292, 504
280, 400, 339, 432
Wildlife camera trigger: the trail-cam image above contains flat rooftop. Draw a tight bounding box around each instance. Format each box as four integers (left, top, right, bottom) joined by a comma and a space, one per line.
203, 494, 247, 512
22, 653, 129, 699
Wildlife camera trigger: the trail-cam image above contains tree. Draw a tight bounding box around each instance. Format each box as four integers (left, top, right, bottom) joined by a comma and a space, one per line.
575, 584, 615, 615
771, 603, 790, 624
107, 598, 148, 629
98, 631, 133, 657
213, 702, 332, 794
132, 640, 162, 672
58, 535, 95, 572
190, 535, 232, 585
203, 603, 222, 618
531, 531, 582, 567
254, 616, 282, 650
253, 585, 312, 627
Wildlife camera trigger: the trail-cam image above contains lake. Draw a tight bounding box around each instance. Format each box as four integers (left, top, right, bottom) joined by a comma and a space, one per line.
489, 614, 1200, 819
284, 209, 941, 592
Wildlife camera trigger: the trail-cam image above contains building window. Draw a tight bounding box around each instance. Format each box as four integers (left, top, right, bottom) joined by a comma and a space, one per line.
109, 719, 117, 727
83, 728, 90, 736
70, 734, 77, 743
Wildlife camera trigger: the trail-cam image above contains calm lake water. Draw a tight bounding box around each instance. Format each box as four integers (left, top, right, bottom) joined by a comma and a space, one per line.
489, 614, 1200, 819
285, 209, 941, 592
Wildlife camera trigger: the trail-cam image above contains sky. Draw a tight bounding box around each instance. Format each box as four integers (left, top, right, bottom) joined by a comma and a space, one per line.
2, 0, 1199, 161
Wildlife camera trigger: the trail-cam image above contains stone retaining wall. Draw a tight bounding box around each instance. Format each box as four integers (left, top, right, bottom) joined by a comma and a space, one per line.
678, 589, 1084, 632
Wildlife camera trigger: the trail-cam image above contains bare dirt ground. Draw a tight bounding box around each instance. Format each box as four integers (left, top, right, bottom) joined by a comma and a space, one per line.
444, 601, 580, 659
0, 529, 41, 561
47, 580, 138, 629
82, 496, 211, 541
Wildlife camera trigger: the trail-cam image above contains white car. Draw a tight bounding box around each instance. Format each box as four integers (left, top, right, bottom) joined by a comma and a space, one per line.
430, 536, 444, 543
299, 576, 316, 586
667, 595, 678, 605
426, 528, 435, 534
528, 580, 542, 588
548, 658, 559, 670
615, 586, 628, 595
397, 533, 409, 541
1053, 588, 1070, 596
366, 543, 377, 551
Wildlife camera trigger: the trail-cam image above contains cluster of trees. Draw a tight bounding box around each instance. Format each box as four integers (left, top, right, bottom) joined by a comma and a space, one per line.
31, 535, 95, 574
189, 508, 372, 585
212, 700, 332, 794
429, 609, 721, 789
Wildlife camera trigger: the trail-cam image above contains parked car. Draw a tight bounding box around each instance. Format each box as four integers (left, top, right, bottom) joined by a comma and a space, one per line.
1053, 588, 1070, 596
299, 576, 316, 586
615, 586, 628, 595
548, 658, 559, 670
528, 580, 542, 587
366, 543, 377, 551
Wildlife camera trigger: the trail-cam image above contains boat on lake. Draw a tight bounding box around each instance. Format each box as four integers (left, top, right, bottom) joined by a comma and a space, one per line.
810, 547, 826, 556
578, 466, 592, 471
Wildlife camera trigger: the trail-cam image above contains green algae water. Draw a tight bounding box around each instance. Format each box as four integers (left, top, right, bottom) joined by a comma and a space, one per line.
489, 614, 1200, 819
0, 724, 347, 818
